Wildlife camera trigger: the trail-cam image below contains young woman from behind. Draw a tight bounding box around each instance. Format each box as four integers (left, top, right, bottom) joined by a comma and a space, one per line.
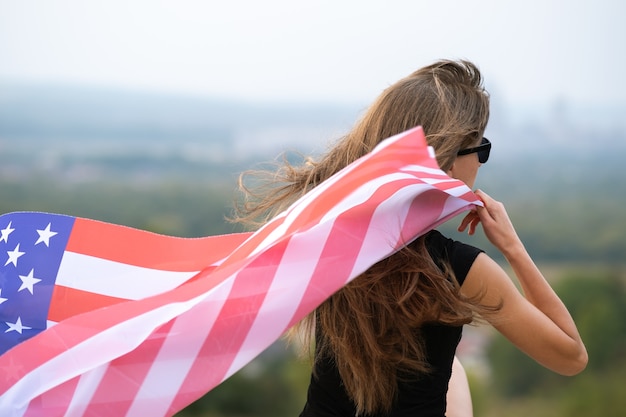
232, 59, 587, 417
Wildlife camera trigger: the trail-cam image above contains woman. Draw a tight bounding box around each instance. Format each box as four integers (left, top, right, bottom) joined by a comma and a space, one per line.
232, 60, 587, 416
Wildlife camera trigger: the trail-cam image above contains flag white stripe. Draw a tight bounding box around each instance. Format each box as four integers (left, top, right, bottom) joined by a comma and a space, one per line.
56, 252, 199, 299
441, 194, 476, 221
403, 164, 448, 176
64, 364, 108, 417
444, 184, 476, 198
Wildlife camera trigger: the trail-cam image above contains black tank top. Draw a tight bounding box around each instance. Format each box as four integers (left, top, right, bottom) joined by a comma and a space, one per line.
299, 230, 483, 417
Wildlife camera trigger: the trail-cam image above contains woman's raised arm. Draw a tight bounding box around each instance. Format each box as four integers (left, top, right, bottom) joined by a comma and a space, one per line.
459, 190, 588, 375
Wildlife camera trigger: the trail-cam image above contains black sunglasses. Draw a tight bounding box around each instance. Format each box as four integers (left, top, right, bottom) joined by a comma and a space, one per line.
457, 137, 491, 163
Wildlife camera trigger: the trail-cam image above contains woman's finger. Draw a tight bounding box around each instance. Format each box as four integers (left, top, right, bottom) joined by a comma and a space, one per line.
458, 210, 481, 235
474, 189, 492, 202
468, 216, 481, 236
458, 211, 477, 232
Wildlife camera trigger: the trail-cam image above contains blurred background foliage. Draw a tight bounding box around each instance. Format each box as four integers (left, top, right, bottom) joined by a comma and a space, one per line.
479, 269, 626, 416
1, 85, 625, 416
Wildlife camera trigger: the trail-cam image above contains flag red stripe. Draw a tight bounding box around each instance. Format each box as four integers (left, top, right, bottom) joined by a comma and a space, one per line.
48, 285, 128, 323
397, 189, 450, 247
23, 377, 80, 417
67, 218, 249, 270
48, 263, 231, 323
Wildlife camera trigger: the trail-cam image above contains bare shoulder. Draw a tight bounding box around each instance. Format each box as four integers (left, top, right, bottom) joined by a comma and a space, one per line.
460, 252, 520, 309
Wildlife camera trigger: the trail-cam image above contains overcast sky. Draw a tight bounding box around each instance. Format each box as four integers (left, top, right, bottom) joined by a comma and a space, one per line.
1, 0, 624, 108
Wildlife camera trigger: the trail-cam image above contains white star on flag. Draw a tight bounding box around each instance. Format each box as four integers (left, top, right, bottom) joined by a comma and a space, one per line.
5, 243, 25, 267
18, 269, 42, 295
0, 289, 7, 305
5, 317, 31, 334
35, 223, 58, 246
0, 221, 14, 243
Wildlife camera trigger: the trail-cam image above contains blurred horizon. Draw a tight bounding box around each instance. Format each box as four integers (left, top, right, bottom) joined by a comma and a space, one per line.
2, 78, 625, 156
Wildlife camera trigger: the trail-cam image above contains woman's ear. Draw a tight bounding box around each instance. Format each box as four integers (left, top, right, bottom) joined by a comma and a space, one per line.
446, 162, 456, 178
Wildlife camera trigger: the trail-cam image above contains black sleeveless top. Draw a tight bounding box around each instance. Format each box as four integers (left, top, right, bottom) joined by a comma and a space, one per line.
299, 230, 483, 417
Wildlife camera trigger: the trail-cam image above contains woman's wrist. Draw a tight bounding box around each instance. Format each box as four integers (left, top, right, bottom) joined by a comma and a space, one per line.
500, 239, 527, 262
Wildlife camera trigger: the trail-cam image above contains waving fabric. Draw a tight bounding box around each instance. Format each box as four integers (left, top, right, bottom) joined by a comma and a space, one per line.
0, 126, 481, 416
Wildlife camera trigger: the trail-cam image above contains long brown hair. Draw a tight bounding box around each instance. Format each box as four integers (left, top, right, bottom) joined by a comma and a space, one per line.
231, 60, 492, 414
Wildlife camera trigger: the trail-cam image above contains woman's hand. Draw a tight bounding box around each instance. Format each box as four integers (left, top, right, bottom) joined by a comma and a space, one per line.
458, 189, 522, 258
460, 189, 588, 376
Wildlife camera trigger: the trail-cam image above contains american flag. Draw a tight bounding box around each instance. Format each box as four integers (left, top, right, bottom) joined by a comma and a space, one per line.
0, 126, 481, 416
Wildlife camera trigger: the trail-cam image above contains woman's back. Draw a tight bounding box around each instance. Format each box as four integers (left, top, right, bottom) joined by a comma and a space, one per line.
299, 231, 482, 417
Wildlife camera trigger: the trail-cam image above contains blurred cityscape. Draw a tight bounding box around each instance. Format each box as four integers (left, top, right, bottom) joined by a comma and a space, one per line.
1, 81, 624, 184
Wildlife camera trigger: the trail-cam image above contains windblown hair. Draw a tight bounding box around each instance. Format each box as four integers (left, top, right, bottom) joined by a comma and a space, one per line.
231, 60, 493, 415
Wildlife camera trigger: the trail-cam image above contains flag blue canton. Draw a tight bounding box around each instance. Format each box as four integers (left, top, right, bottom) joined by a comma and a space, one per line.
0, 212, 75, 355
